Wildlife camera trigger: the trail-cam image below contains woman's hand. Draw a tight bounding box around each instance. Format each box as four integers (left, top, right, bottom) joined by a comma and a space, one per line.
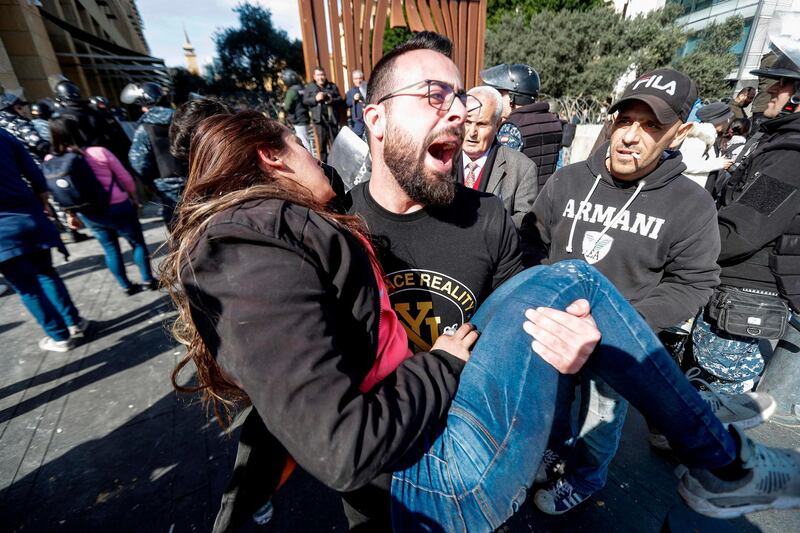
432, 323, 479, 363
523, 299, 601, 374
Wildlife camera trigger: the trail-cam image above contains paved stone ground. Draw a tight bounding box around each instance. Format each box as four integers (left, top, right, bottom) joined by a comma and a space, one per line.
0, 206, 797, 532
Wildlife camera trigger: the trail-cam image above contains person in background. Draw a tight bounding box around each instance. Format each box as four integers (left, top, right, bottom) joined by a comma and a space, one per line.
721, 118, 751, 159
345, 69, 367, 137
50, 116, 156, 296
169, 97, 233, 165
680, 102, 735, 190
0, 93, 50, 163
0, 129, 88, 352
459, 85, 538, 227
124, 82, 185, 225
30, 100, 54, 143
480, 63, 563, 187
281, 69, 312, 152
303, 67, 342, 162
731, 87, 756, 121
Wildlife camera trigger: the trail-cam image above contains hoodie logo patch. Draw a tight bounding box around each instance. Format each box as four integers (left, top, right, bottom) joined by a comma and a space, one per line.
582, 231, 613, 264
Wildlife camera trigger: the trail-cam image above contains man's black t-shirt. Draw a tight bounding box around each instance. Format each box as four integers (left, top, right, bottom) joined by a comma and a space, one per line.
350, 182, 523, 352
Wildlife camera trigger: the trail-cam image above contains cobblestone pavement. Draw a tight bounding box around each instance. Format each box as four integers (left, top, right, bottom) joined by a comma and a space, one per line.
0, 207, 797, 532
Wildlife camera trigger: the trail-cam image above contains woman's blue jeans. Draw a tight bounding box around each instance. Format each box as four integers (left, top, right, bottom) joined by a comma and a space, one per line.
390, 261, 737, 532
79, 200, 153, 290
0, 248, 80, 341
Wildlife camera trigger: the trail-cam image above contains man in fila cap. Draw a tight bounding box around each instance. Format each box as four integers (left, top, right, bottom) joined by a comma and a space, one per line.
524, 67, 776, 515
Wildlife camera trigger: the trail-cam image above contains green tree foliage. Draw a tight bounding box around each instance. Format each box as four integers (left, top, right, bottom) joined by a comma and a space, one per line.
485, 5, 686, 99
383, 23, 414, 55
214, 3, 304, 91
487, 0, 603, 28
674, 16, 744, 100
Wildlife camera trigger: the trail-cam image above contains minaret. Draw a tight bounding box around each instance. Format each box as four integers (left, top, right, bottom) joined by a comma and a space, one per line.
183, 27, 200, 75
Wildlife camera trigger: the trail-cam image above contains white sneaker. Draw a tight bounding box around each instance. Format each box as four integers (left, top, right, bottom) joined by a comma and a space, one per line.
68, 318, 90, 337
678, 426, 800, 518
38, 336, 74, 352
534, 477, 592, 515
650, 368, 776, 451
686, 368, 776, 429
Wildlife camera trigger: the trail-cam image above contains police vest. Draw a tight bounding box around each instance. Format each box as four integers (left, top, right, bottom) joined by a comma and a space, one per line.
143, 123, 185, 180
497, 102, 562, 188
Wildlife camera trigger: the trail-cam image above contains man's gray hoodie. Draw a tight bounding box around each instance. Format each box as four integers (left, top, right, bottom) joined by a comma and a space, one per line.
524, 142, 720, 331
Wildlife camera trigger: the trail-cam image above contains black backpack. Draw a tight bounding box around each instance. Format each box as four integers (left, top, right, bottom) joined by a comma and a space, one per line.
42, 152, 113, 214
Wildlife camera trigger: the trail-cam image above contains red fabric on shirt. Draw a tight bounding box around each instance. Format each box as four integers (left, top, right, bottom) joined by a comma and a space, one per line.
358, 239, 414, 392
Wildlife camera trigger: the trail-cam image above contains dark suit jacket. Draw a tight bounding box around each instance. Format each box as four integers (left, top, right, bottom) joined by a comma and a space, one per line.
457, 144, 538, 228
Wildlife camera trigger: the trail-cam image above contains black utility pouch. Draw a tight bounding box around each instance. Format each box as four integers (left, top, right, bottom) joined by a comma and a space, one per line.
707, 285, 789, 339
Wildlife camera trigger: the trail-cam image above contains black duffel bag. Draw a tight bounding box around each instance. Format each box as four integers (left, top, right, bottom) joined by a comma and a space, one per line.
707, 285, 789, 339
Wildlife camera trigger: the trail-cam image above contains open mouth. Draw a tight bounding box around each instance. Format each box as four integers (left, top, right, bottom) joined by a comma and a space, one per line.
426, 139, 460, 172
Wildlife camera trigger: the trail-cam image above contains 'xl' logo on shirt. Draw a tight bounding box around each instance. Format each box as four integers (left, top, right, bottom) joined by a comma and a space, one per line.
385, 269, 477, 352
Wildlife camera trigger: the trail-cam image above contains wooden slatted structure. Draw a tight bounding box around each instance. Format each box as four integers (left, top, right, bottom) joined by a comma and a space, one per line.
297, 0, 488, 93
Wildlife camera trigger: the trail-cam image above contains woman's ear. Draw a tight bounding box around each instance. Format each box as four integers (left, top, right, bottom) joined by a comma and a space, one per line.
364, 104, 384, 140
257, 148, 283, 172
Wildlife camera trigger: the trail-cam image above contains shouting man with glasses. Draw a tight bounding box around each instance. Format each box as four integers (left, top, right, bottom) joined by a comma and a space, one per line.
350, 33, 523, 359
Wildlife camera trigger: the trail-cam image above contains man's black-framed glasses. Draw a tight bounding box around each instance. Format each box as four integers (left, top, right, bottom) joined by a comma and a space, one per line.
377, 79, 482, 113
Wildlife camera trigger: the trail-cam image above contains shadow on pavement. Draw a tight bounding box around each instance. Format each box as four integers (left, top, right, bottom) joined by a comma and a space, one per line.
0, 304, 175, 424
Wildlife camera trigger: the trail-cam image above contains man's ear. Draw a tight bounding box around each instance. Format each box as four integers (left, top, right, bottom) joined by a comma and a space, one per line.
669, 121, 694, 149
364, 103, 385, 140
257, 148, 283, 172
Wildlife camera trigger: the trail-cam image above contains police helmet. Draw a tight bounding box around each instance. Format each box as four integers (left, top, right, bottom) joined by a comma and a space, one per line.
120, 82, 164, 106
751, 12, 800, 115
0, 92, 23, 112
282, 69, 302, 87
89, 95, 110, 110
54, 80, 82, 101
751, 12, 800, 81
480, 64, 540, 106
31, 99, 53, 120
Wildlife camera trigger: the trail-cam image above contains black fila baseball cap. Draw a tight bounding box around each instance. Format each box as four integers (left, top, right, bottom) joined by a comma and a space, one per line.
608, 68, 698, 125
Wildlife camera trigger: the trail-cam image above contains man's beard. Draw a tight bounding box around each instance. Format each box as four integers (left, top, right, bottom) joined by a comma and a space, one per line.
383, 123, 462, 207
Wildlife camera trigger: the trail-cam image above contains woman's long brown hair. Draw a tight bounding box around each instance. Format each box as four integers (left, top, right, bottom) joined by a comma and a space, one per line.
160, 110, 368, 427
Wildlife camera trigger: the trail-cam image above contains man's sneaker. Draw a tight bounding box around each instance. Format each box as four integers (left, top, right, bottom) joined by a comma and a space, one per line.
649, 368, 776, 452
687, 367, 776, 429
678, 426, 800, 518
535, 448, 566, 484
534, 477, 592, 515
698, 389, 776, 429
38, 336, 75, 352
68, 318, 90, 337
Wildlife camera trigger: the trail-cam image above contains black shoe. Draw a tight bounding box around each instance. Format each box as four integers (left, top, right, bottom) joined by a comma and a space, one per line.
124, 284, 143, 296
69, 231, 91, 243
147, 279, 160, 291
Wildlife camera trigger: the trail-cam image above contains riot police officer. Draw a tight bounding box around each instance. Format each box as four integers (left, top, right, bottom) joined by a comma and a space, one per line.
123, 82, 185, 225
481, 63, 563, 187
692, 11, 800, 417
0, 93, 50, 163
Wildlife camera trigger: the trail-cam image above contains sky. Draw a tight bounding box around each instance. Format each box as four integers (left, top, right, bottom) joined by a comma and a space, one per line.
136, 0, 302, 69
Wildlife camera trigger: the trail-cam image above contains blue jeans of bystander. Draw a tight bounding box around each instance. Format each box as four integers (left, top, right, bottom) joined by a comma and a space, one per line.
0, 248, 80, 341
79, 200, 153, 290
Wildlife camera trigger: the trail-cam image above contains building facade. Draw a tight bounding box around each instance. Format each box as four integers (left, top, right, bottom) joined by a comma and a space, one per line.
670, 0, 800, 90
0, 0, 167, 103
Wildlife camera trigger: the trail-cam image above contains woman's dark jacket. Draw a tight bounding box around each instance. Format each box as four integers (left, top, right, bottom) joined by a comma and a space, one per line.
182, 198, 464, 530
